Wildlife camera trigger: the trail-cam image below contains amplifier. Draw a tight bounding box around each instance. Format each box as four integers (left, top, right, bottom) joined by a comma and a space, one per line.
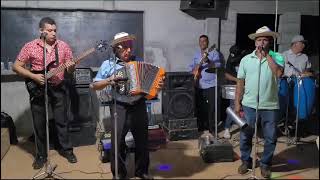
73, 68, 92, 85
162, 125, 199, 141
164, 117, 197, 130
199, 138, 234, 163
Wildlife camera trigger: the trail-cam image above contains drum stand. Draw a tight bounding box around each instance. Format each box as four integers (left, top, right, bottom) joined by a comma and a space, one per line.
32, 35, 63, 179
291, 75, 301, 145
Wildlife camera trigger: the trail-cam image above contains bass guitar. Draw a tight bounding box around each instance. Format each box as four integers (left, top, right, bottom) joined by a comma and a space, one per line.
25, 41, 108, 98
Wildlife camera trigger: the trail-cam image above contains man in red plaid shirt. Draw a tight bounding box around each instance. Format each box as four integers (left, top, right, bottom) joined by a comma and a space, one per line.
13, 17, 77, 169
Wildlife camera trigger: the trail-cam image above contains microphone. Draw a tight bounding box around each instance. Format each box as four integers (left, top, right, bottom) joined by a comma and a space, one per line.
40, 32, 48, 39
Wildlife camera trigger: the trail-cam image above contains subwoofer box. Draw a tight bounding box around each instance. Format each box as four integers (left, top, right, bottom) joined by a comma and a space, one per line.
162, 125, 199, 141
164, 117, 198, 129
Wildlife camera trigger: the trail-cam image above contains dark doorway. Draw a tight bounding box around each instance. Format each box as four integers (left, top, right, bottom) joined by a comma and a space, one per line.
236, 14, 279, 52
301, 15, 319, 56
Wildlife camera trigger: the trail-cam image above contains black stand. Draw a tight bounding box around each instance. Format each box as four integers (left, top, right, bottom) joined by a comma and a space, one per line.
249, 57, 262, 180
284, 63, 303, 145
110, 54, 120, 179
32, 36, 63, 179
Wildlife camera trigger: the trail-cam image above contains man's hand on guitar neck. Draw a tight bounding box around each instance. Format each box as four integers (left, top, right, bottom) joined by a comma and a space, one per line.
66, 60, 76, 73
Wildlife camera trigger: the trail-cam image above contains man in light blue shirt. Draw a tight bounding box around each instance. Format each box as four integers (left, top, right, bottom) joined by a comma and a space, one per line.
235, 26, 284, 178
189, 35, 221, 138
90, 32, 157, 179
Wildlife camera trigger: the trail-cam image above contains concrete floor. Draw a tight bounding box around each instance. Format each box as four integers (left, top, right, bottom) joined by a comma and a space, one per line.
1, 127, 319, 179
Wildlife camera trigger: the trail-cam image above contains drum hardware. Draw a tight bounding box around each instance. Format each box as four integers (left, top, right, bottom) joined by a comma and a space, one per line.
221, 85, 236, 100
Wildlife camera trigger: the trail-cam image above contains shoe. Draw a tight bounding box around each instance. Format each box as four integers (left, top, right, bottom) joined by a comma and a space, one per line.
58, 150, 77, 163
260, 166, 271, 178
112, 174, 127, 179
32, 155, 47, 170
223, 128, 231, 139
135, 173, 154, 179
238, 162, 251, 174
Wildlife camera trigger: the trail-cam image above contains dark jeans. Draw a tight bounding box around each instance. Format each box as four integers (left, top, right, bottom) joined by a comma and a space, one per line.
109, 99, 149, 177
240, 106, 278, 168
195, 87, 216, 133
30, 82, 73, 158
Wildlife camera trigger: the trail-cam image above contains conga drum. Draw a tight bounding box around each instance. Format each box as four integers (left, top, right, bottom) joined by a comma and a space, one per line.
278, 77, 289, 119
292, 76, 316, 121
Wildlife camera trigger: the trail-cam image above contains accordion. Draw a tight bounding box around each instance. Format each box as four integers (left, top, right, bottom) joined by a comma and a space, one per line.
115, 61, 165, 99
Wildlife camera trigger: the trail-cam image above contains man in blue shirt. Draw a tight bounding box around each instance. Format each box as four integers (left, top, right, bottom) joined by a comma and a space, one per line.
90, 32, 161, 179
189, 35, 221, 138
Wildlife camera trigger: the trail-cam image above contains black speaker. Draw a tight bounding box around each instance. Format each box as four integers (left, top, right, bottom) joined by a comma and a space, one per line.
162, 89, 195, 120
199, 139, 234, 163
67, 86, 98, 146
180, 0, 229, 20
164, 72, 194, 90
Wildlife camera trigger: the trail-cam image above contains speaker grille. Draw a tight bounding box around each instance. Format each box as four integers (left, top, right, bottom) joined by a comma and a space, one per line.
168, 92, 194, 119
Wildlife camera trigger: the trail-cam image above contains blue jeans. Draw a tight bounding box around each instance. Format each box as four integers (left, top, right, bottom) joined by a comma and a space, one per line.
224, 100, 235, 129
240, 106, 278, 168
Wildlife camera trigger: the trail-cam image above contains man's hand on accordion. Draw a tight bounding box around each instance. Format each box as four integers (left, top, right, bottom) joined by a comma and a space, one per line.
157, 76, 165, 90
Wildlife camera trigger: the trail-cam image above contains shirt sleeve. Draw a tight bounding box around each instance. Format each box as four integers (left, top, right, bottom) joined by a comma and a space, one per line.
188, 55, 197, 72
237, 57, 246, 79
94, 61, 112, 82
208, 50, 221, 67
16, 43, 31, 63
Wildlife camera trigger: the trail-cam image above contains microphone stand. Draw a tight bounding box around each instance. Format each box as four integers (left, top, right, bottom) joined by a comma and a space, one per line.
110, 53, 119, 179
32, 35, 63, 179
249, 54, 262, 180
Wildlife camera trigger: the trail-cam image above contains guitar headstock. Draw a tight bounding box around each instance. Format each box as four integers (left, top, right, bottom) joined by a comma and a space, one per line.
208, 44, 216, 52
96, 40, 109, 52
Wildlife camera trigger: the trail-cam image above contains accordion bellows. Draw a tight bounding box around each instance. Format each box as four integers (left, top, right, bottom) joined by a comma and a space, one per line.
117, 61, 165, 99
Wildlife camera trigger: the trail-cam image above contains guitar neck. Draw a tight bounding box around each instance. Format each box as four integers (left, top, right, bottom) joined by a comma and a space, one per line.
46, 48, 95, 79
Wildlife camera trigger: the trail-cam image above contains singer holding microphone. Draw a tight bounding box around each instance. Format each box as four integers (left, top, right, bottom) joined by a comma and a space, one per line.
12, 17, 77, 169
234, 26, 284, 178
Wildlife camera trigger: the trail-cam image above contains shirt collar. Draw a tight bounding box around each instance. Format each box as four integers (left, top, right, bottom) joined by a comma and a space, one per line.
289, 49, 302, 56
36, 38, 58, 48
250, 50, 267, 63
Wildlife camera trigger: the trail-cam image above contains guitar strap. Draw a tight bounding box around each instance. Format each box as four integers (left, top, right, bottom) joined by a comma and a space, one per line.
42, 44, 59, 68
54, 45, 59, 65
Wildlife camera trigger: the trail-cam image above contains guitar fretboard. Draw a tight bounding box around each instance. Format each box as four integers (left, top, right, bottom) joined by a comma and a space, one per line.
46, 48, 95, 79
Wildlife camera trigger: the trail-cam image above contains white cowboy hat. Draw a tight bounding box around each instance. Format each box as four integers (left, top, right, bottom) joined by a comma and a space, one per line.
111, 32, 136, 47
248, 26, 280, 40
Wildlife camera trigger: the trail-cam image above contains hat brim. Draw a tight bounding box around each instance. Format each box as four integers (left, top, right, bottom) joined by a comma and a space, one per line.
293, 40, 308, 44
248, 32, 280, 40
111, 35, 136, 47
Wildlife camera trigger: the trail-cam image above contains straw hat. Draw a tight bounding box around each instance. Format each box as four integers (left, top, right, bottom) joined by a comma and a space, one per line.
248, 26, 279, 40
111, 32, 136, 47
